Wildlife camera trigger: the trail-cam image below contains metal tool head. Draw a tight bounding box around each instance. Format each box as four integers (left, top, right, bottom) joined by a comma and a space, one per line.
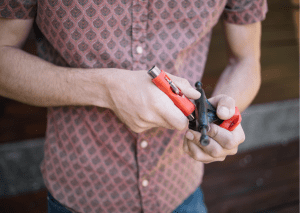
200, 133, 210, 146
148, 66, 161, 78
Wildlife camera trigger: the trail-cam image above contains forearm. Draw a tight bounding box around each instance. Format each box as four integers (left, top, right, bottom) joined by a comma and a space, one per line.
0, 46, 111, 108
212, 57, 261, 112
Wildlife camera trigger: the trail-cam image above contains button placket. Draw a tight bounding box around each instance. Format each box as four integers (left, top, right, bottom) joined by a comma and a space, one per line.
131, 0, 148, 71
136, 134, 156, 211
131, 0, 154, 207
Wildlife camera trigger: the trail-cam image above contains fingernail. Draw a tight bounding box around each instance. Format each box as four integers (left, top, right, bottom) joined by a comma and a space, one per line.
218, 106, 229, 118
186, 131, 194, 140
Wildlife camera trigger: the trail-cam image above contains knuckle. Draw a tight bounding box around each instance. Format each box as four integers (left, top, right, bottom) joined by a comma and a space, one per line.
194, 151, 202, 161
210, 148, 221, 158
219, 95, 235, 107
133, 121, 147, 133
209, 125, 218, 138
240, 132, 246, 143
204, 161, 213, 164
131, 126, 141, 133
137, 122, 147, 130
142, 112, 154, 122
227, 96, 235, 104
177, 124, 185, 131
151, 101, 161, 111
224, 140, 236, 150
216, 94, 227, 101
176, 120, 188, 131
218, 157, 226, 162
223, 95, 234, 103
174, 78, 190, 88
231, 148, 238, 155
135, 129, 144, 133
181, 78, 190, 86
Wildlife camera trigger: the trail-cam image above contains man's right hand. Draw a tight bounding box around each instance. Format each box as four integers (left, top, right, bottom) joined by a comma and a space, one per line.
100, 69, 200, 133
0, 17, 200, 134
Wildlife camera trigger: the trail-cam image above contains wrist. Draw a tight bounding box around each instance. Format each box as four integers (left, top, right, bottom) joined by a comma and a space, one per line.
65, 67, 113, 108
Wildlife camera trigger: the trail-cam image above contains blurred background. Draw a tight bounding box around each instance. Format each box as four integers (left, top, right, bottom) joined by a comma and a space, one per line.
0, 0, 299, 212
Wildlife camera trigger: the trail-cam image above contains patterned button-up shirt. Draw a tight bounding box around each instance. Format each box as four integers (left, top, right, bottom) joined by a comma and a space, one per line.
1, 0, 267, 212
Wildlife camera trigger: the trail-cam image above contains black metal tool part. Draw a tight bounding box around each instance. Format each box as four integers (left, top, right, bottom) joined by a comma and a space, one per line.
189, 82, 223, 146
195, 82, 210, 146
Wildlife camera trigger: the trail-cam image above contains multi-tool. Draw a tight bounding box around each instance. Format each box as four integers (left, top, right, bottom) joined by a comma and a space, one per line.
148, 66, 242, 146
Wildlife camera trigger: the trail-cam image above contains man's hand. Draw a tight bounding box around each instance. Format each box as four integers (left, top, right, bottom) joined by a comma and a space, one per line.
183, 95, 245, 163
0, 16, 199, 126
104, 70, 200, 133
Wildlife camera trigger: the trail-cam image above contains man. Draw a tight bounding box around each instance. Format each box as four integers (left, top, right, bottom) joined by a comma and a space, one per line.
0, 0, 267, 212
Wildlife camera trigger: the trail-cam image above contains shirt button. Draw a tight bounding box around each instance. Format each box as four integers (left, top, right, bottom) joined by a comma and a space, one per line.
142, 179, 149, 187
136, 46, 143, 54
140, 140, 148, 148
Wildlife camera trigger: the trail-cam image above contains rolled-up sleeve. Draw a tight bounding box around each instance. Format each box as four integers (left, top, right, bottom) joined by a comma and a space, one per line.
222, 0, 268, 25
0, 0, 37, 19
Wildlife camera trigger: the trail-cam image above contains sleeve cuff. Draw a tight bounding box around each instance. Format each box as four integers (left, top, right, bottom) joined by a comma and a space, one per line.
222, 0, 268, 25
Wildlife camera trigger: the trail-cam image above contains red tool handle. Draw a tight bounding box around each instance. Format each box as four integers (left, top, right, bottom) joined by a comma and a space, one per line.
219, 107, 242, 131
152, 70, 195, 117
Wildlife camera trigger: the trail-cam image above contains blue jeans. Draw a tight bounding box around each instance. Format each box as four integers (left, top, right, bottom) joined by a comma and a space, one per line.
48, 192, 72, 213
173, 187, 207, 213
48, 187, 207, 213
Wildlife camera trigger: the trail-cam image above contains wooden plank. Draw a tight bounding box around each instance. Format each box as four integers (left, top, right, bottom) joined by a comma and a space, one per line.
0, 189, 47, 213
272, 201, 300, 213
0, 117, 46, 144
203, 33, 299, 103
254, 77, 299, 105
201, 140, 299, 213
203, 140, 299, 176
205, 183, 298, 213
203, 161, 298, 206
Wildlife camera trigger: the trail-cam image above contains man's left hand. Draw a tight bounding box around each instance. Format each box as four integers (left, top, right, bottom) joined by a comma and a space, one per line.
183, 95, 245, 163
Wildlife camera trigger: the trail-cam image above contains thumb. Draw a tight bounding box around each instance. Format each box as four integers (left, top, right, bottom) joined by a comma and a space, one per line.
168, 74, 201, 100
209, 95, 236, 120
